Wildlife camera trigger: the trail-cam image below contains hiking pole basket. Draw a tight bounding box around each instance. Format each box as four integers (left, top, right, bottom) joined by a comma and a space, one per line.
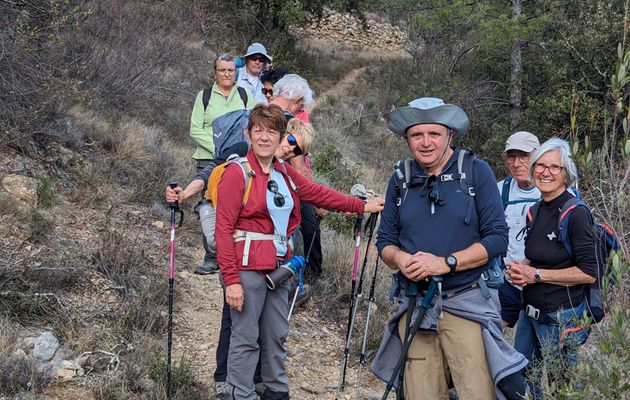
381, 276, 442, 400
336, 212, 379, 399
166, 182, 184, 399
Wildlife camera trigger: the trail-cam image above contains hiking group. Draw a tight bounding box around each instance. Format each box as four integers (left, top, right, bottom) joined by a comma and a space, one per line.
164, 42, 615, 400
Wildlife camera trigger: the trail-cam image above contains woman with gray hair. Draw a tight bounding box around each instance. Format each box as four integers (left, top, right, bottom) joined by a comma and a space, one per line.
270, 74, 314, 118
506, 137, 598, 399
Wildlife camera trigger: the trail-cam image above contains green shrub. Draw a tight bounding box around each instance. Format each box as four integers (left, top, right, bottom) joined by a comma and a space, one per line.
37, 177, 55, 208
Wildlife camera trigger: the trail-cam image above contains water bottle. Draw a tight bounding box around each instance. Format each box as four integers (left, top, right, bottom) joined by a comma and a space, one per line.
195, 199, 216, 252
265, 256, 306, 290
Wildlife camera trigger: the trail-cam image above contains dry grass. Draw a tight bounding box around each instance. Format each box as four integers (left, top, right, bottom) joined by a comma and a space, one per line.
0, 318, 51, 397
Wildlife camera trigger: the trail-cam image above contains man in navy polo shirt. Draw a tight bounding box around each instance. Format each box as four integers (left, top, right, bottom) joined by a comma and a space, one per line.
371, 98, 529, 400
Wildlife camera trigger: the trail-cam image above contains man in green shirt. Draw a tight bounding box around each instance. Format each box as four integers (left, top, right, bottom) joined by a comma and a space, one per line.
190, 53, 255, 274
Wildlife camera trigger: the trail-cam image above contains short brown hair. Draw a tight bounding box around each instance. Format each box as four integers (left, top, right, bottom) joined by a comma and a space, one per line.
248, 104, 287, 137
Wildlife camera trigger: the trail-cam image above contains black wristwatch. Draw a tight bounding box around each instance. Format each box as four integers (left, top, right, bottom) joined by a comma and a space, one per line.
445, 254, 458, 274
534, 268, 542, 283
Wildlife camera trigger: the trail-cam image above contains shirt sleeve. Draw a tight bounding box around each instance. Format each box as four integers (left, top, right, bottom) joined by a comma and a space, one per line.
376, 174, 401, 254
567, 206, 599, 278
193, 161, 216, 184
284, 164, 364, 213
473, 160, 509, 258
189, 90, 215, 156
215, 164, 246, 286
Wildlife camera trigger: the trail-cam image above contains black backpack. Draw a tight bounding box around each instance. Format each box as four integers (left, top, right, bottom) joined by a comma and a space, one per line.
202, 86, 248, 111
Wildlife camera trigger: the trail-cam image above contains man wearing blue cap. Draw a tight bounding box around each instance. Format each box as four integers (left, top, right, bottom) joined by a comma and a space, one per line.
237, 42, 272, 104
371, 98, 529, 399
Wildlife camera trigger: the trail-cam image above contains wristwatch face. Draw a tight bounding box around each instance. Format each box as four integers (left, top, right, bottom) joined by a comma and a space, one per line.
534, 270, 541, 283
446, 255, 457, 272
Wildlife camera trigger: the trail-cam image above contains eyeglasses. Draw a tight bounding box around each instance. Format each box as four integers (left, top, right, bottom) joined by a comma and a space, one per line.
506, 152, 530, 163
262, 88, 273, 96
267, 180, 286, 207
247, 55, 268, 63
216, 68, 236, 74
286, 133, 303, 156
533, 162, 564, 175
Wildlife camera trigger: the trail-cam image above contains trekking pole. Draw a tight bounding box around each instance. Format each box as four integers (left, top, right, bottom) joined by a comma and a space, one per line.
334, 212, 364, 397
166, 182, 184, 400
355, 250, 381, 399
336, 212, 379, 398
381, 277, 442, 400
288, 215, 322, 321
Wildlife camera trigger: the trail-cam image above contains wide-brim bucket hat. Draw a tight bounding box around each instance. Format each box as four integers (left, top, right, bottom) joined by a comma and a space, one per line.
243, 42, 272, 63
388, 97, 470, 137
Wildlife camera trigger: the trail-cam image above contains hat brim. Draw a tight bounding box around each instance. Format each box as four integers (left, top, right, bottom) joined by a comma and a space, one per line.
504, 144, 537, 153
243, 51, 272, 63
388, 104, 470, 136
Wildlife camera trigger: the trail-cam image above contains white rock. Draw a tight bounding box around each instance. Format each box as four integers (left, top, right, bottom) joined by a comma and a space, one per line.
33, 331, 60, 362
1, 174, 38, 205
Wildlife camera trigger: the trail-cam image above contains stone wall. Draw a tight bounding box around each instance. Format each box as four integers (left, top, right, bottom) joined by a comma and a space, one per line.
292, 9, 408, 51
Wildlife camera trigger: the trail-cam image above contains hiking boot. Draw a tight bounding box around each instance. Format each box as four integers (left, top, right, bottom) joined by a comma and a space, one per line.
195, 260, 219, 275
289, 284, 312, 308
212, 380, 230, 399
255, 382, 265, 396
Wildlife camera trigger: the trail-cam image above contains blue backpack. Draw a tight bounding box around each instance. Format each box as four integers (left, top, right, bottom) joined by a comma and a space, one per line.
526, 197, 620, 323
200, 86, 250, 160
211, 109, 250, 160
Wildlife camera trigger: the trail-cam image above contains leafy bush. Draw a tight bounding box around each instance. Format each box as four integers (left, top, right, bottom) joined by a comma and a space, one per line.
37, 177, 55, 209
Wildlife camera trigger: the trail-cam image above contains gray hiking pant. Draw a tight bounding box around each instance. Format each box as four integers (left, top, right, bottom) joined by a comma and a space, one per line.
227, 270, 290, 400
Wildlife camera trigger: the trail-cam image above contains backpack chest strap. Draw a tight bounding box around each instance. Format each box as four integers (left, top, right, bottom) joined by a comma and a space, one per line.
233, 230, 287, 266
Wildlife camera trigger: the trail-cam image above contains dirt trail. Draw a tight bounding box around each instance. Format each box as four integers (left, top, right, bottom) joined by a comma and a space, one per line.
171, 244, 388, 399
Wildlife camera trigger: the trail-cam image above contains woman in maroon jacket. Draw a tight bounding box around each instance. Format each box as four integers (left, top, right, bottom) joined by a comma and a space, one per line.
214, 103, 383, 400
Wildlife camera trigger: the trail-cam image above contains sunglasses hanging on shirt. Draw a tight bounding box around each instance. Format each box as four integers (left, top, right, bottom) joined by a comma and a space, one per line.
267, 180, 286, 207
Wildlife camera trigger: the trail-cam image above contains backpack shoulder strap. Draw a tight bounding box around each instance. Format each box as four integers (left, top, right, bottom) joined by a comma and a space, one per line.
226, 155, 255, 206
202, 87, 212, 111
237, 86, 248, 108
557, 197, 588, 257
393, 158, 413, 206
456, 149, 476, 197
501, 176, 512, 209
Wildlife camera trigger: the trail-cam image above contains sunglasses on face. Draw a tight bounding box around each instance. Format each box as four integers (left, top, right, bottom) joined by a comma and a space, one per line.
262, 88, 273, 96
267, 180, 286, 207
286, 133, 303, 156
247, 55, 268, 63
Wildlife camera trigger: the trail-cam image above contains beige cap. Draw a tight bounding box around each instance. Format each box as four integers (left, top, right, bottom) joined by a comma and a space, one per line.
504, 131, 540, 153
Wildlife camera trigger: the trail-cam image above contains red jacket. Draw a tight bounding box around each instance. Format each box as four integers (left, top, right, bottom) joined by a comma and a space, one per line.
215, 149, 365, 286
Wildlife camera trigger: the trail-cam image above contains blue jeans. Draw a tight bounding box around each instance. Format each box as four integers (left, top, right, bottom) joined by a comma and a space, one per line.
514, 300, 590, 399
